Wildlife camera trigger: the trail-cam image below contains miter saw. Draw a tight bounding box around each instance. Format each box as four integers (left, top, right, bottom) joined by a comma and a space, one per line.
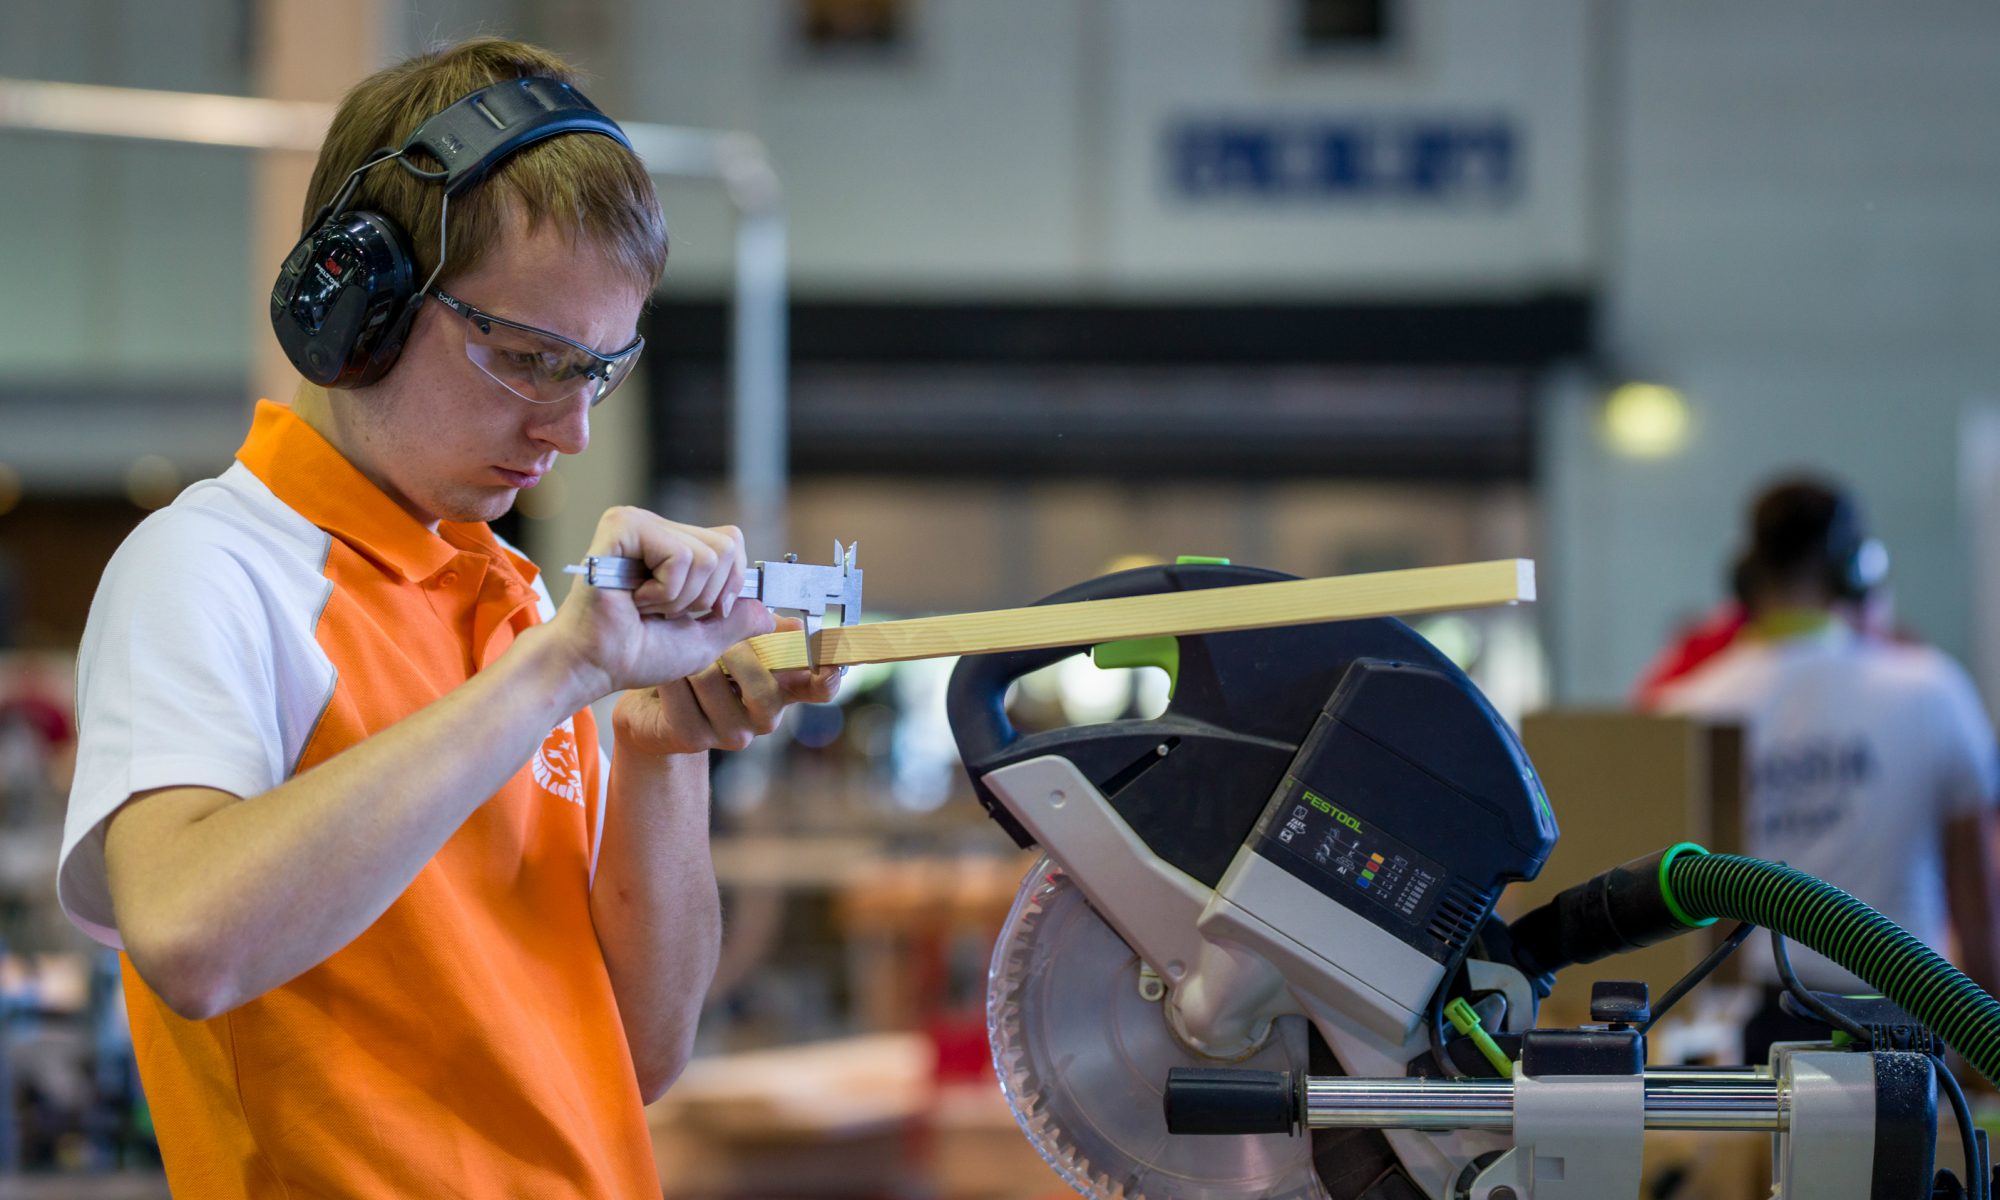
947, 561, 1992, 1200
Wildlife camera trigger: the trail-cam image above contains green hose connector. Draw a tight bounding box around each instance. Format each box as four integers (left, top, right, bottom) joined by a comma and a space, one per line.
1664, 852, 2000, 1089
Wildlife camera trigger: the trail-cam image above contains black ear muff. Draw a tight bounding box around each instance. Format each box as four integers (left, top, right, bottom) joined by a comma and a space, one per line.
1820, 491, 1887, 600
270, 210, 417, 388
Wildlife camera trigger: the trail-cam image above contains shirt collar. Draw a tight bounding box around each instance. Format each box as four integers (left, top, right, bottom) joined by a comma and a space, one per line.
1747, 607, 1847, 644
235, 399, 536, 586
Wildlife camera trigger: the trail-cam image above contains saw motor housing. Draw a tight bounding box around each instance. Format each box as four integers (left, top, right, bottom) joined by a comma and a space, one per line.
950, 561, 1557, 1062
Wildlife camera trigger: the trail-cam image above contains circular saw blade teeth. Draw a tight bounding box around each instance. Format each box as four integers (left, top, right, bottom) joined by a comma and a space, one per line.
986, 859, 1326, 1200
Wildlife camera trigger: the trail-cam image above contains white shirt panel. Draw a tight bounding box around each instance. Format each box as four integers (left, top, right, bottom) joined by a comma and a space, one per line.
1658, 627, 2000, 991
59, 463, 336, 948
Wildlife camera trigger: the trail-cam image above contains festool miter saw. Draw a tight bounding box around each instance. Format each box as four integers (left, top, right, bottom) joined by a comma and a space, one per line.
947, 561, 2000, 1200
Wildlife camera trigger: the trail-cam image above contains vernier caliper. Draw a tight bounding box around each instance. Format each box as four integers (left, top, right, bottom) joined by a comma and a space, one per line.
563, 541, 862, 669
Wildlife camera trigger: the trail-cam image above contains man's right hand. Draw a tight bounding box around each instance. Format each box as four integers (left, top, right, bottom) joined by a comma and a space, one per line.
544, 507, 776, 701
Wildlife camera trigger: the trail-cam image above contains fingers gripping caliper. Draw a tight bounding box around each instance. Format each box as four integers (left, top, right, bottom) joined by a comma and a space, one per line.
563, 542, 862, 669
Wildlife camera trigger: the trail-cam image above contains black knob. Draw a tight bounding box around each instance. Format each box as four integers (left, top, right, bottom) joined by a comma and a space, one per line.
1164, 1068, 1298, 1136
1590, 980, 1651, 1029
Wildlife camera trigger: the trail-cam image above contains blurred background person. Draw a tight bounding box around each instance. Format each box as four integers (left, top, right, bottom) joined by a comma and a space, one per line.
1656, 477, 2000, 1059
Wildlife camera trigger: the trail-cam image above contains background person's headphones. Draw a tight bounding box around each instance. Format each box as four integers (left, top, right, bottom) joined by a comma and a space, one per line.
269, 76, 633, 389
1744, 477, 1889, 602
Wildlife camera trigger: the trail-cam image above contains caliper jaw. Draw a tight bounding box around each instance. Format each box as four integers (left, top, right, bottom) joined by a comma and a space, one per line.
563, 540, 863, 669
758, 541, 862, 669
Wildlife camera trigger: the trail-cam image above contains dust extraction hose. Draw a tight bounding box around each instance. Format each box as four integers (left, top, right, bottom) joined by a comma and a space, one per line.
1511, 842, 2000, 1088
1665, 848, 2000, 1087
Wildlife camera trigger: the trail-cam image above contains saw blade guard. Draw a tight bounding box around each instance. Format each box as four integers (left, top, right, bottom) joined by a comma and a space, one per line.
988, 857, 1327, 1200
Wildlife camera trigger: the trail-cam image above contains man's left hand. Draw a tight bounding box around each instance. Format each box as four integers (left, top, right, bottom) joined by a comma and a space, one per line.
613, 616, 844, 756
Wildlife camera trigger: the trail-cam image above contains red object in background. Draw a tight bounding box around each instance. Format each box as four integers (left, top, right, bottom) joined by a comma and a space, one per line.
1631, 601, 1748, 711
0, 695, 73, 749
926, 1011, 993, 1084
906, 1012, 999, 1180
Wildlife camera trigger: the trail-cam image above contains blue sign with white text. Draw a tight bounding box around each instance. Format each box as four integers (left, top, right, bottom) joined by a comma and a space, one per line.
1169, 117, 1518, 204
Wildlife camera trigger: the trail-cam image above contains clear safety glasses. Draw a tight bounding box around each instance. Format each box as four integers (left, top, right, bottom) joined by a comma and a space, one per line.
428, 286, 645, 408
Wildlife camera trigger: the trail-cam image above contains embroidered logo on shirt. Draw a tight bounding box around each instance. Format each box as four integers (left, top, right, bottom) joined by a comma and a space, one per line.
533, 717, 586, 806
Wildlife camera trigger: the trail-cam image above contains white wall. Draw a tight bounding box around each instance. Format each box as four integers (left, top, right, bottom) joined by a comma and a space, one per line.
620, 0, 1092, 295
1, 0, 1597, 319
1540, 0, 2000, 702
0, 0, 253, 384
620, 0, 1593, 297
1100, 0, 1590, 297
1, 0, 1596, 487
0, 0, 532, 485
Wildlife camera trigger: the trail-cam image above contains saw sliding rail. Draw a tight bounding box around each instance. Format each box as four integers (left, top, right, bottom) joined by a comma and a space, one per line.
1300, 1071, 1781, 1133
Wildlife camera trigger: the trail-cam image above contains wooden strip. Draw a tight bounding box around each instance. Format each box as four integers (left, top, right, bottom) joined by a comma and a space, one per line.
748, 559, 1534, 672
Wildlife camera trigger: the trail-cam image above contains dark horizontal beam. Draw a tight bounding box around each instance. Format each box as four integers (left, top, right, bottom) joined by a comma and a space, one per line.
644, 295, 1590, 483
644, 293, 1593, 367
653, 361, 1537, 483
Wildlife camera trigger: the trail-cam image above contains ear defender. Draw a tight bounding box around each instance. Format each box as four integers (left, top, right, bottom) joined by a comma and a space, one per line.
1820, 491, 1886, 600
268, 77, 632, 390
270, 210, 419, 388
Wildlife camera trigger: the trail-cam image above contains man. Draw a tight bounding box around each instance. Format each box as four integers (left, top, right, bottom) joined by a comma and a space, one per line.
55, 38, 836, 1196
1657, 477, 2000, 1053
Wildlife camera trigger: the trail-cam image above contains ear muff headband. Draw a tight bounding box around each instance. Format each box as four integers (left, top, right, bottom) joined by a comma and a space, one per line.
270, 77, 632, 389
401, 77, 632, 197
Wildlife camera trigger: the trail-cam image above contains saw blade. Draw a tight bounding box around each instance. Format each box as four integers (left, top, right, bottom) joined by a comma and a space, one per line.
987, 858, 1327, 1200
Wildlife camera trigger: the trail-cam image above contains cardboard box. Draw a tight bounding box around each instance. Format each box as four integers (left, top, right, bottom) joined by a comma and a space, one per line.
1514, 711, 1744, 1028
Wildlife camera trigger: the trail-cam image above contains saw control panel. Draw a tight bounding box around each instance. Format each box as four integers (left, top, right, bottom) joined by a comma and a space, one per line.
1269, 786, 1446, 930
1244, 656, 1556, 968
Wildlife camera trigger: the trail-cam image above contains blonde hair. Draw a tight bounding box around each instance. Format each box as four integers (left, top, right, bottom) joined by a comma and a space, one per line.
300, 38, 667, 294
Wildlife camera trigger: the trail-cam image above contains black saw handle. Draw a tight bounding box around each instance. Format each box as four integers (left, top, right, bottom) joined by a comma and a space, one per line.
947, 562, 1312, 851
946, 561, 1291, 766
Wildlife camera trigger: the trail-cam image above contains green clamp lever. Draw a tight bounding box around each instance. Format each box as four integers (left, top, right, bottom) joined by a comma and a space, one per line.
1444, 996, 1515, 1077
1089, 556, 1230, 698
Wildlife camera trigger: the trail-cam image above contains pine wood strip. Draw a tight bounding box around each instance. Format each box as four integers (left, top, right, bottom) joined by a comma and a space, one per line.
747, 559, 1534, 672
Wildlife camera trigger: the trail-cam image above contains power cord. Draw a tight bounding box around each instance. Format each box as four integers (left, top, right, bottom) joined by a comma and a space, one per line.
1934, 1051, 1990, 1200
1770, 930, 1870, 1041
1640, 920, 1755, 1035
1426, 973, 1460, 1077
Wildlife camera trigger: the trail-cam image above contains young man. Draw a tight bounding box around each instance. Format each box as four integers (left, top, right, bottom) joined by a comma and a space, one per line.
55, 39, 836, 1196
1657, 478, 2000, 1055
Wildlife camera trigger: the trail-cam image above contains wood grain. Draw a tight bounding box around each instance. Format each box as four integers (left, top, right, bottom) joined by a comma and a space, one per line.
748, 559, 1534, 671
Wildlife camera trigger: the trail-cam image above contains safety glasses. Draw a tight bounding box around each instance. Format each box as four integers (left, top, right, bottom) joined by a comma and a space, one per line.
428, 286, 644, 408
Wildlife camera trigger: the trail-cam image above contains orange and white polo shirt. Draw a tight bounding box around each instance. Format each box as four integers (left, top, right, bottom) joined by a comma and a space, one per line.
59, 400, 660, 1198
